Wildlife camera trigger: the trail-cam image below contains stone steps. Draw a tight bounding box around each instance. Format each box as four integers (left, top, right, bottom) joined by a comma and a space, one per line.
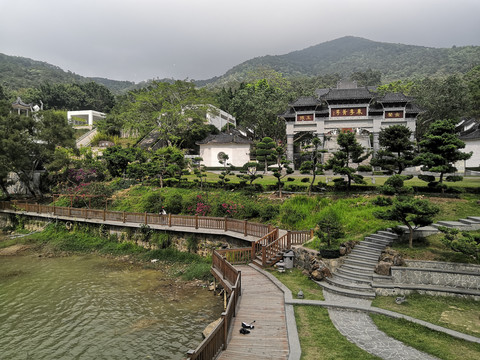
326, 275, 373, 292
333, 271, 372, 285
317, 280, 376, 299
348, 252, 380, 262
344, 257, 378, 268
337, 267, 374, 281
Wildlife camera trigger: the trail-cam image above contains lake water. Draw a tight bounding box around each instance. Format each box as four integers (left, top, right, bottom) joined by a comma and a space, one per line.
0, 254, 223, 359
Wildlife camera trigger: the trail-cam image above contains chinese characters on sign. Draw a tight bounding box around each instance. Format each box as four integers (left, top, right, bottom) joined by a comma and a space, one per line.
385, 111, 404, 118
330, 107, 367, 117
297, 114, 314, 121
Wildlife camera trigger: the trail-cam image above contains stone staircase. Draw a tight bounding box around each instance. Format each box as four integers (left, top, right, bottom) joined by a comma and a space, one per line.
316, 230, 399, 299
317, 216, 480, 299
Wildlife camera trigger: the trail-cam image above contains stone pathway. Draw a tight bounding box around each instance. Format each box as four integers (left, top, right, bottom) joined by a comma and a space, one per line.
324, 291, 439, 360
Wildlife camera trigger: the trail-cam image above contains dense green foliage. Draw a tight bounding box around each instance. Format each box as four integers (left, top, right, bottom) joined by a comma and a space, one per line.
371, 125, 415, 175
374, 196, 440, 248
415, 119, 472, 185
325, 132, 369, 190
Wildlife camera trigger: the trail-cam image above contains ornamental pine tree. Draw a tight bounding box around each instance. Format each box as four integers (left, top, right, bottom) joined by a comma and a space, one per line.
325, 131, 369, 190
370, 125, 416, 175
415, 119, 472, 186
374, 196, 439, 248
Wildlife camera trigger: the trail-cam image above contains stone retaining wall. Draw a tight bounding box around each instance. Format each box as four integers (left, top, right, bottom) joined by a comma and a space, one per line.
390, 266, 480, 290
373, 260, 480, 299
404, 260, 480, 273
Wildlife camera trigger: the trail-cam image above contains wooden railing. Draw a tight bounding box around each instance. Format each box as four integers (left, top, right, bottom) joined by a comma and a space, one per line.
0, 200, 314, 360
0, 201, 271, 238
187, 250, 241, 360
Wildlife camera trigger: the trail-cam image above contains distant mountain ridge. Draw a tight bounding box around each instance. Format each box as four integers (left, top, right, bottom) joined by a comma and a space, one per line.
0, 53, 136, 94
200, 36, 480, 87
1, 36, 479, 92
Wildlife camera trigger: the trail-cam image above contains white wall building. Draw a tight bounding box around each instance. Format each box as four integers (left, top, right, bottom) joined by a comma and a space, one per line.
197, 131, 252, 167
67, 110, 106, 128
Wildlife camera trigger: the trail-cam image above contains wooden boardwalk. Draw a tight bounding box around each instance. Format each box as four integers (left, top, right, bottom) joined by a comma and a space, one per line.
218, 265, 289, 360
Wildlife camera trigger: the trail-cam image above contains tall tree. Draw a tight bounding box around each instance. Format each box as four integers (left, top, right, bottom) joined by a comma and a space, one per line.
110, 80, 215, 146
325, 132, 370, 190
229, 79, 287, 141
415, 119, 472, 185
271, 144, 294, 198
255, 137, 276, 174
0, 110, 75, 197
371, 125, 416, 175
412, 75, 470, 137
299, 136, 325, 195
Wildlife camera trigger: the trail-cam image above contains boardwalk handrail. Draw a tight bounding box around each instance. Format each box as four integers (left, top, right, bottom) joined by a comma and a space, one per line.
0, 200, 313, 360
187, 250, 241, 359
0, 201, 271, 238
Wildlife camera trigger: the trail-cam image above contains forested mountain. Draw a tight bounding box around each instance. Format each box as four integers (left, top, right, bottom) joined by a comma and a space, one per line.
0, 53, 136, 94
2, 37, 479, 93
201, 36, 480, 87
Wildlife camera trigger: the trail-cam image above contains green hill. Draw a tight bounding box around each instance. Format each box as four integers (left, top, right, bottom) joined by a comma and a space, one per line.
202, 36, 480, 87
0, 53, 136, 94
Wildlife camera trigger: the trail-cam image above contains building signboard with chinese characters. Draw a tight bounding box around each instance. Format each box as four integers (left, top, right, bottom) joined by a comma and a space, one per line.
330, 107, 367, 117
297, 114, 314, 121
385, 111, 404, 119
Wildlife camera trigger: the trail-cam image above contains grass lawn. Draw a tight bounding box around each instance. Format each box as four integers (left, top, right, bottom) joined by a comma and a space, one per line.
371, 314, 480, 360
372, 293, 480, 337
184, 172, 480, 189
268, 268, 324, 300
295, 306, 380, 360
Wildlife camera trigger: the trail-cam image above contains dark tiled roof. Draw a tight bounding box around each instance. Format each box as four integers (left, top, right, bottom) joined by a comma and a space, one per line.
12, 96, 32, 109
290, 96, 321, 107
321, 87, 374, 101
405, 103, 422, 114
459, 128, 480, 140
378, 93, 409, 103
196, 131, 252, 145
315, 88, 330, 98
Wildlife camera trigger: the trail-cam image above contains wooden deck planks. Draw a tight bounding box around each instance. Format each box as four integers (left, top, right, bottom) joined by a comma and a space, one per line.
217, 265, 289, 360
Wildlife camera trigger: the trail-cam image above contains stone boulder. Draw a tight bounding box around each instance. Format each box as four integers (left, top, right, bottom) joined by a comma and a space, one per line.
339, 240, 359, 256
375, 261, 392, 276
310, 266, 332, 281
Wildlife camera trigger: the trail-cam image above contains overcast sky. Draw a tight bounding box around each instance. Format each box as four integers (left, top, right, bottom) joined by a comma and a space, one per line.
1, 0, 479, 83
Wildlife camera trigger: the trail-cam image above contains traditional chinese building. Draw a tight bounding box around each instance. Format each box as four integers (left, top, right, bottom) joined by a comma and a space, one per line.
280, 81, 420, 166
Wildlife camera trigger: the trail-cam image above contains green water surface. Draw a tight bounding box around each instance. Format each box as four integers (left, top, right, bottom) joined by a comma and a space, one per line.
0, 254, 222, 359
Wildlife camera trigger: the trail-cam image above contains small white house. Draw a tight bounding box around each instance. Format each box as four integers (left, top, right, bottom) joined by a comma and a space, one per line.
197, 131, 252, 168
67, 110, 106, 128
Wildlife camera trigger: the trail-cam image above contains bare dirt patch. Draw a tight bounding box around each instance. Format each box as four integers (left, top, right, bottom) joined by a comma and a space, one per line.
0, 244, 32, 256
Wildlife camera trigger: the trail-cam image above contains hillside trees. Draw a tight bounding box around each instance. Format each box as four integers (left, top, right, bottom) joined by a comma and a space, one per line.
108, 80, 216, 147
33, 82, 115, 112
412, 75, 470, 137
226, 79, 287, 141
0, 111, 75, 197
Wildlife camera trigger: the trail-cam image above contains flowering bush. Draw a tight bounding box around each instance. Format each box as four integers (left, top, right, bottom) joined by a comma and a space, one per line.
186, 194, 211, 216
67, 168, 98, 185
217, 201, 244, 218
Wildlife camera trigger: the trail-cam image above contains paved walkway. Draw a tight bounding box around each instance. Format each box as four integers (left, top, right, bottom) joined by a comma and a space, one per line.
323, 291, 439, 360
217, 265, 290, 360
